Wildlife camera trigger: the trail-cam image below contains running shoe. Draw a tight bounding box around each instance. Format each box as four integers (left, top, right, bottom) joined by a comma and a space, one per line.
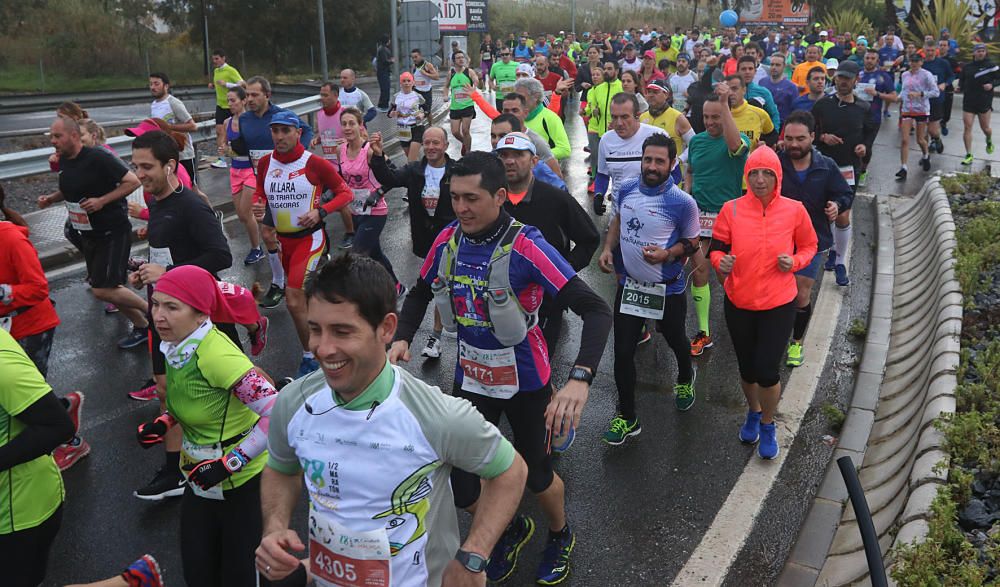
674, 375, 696, 412
121, 554, 163, 587
941, 123, 948, 136
104, 303, 120, 314
486, 514, 535, 582
936, 138, 945, 154
296, 356, 320, 379
587, 181, 595, 195
129, 379, 158, 402
64, 391, 84, 433
786, 341, 804, 367
857, 171, 868, 188
276, 376, 295, 391
53, 436, 91, 471
258, 283, 285, 309
592, 194, 606, 215
250, 316, 269, 356
895, 167, 908, 181
759, 421, 779, 459
244, 247, 265, 265
118, 327, 149, 350
961, 154, 974, 166
689, 331, 713, 356
550, 426, 576, 454
536, 526, 576, 585
988, 141, 996, 155
824, 249, 837, 271
134, 466, 186, 501
835, 264, 850, 287
884, 111, 891, 119
583, 145, 591, 153
739, 410, 763, 444
601, 415, 641, 445
339, 233, 355, 249
211, 157, 228, 169
214, 209, 225, 229
637, 323, 652, 346
920, 156, 931, 172
421, 335, 442, 359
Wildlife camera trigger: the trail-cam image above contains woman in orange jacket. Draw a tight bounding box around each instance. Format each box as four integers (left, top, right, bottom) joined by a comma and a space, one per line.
708, 146, 817, 460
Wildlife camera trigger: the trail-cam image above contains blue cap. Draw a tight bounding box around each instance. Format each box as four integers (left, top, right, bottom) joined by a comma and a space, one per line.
269, 110, 300, 128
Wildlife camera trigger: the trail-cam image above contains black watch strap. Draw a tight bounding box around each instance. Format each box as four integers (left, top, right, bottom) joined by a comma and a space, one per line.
455, 549, 487, 573
568, 366, 594, 385
317, 207, 328, 220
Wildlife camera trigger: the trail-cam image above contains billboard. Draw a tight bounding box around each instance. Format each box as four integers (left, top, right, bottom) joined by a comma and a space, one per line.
467, 0, 488, 33
739, 0, 811, 26
437, 0, 468, 32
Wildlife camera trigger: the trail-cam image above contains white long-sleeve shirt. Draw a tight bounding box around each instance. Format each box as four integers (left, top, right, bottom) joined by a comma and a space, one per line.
900, 69, 940, 115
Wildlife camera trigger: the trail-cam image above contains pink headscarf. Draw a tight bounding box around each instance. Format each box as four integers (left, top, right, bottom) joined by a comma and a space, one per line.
155, 265, 260, 325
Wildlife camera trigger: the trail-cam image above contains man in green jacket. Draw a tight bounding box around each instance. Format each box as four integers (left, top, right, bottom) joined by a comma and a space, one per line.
582, 60, 623, 186
514, 77, 571, 161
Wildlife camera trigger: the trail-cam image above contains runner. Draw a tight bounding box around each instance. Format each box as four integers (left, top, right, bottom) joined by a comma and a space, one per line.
222, 86, 266, 264
922, 42, 953, 156
640, 79, 695, 181
709, 146, 817, 459
255, 254, 528, 587
239, 76, 315, 309
389, 72, 427, 161
619, 70, 650, 114
958, 43, 997, 166
491, 114, 566, 191
65, 555, 163, 587
759, 53, 799, 127
857, 48, 897, 186
667, 53, 697, 113
375, 35, 394, 111
534, 54, 564, 101
490, 46, 519, 111
496, 131, 600, 353
337, 69, 377, 123
445, 51, 479, 156
790, 65, 829, 111
148, 72, 199, 185
369, 126, 455, 359
310, 81, 356, 250
811, 60, 869, 287
337, 110, 403, 294
514, 77, 571, 161
619, 43, 642, 74
791, 45, 824, 93
37, 117, 150, 349
895, 53, 938, 181
935, 39, 957, 138
137, 266, 279, 586
254, 110, 352, 379
593, 93, 669, 216
390, 152, 612, 585
411, 48, 440, 116
480, 33, 495, 88
598, 133, 700, 443
0, 329, 74, 587
583, 60, 623, 190
778, 111, 854, 367
684, 84, 751, 356
738, 55, 781, 128
208, 49, 244, 169
722, 74, 775, 149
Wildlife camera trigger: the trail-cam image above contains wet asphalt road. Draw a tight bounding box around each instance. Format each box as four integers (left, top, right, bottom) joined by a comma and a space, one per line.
40, 95, 878, 586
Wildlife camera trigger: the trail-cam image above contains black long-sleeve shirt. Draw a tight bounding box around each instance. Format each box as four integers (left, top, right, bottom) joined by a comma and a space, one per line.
147, 187, 232, 276
504, 178, 600, 272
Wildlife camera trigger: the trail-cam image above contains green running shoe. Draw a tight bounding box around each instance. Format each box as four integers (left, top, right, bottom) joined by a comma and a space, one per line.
988, 142, 995, 155
786, 341, 804, 367
675, 379, 696, 411
601, 415, 641, 445
961, 153, 974, 166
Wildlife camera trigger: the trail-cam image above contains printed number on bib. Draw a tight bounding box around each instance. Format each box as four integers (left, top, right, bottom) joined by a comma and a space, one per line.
699, 212, 717, 238
397, 125, 412, 142
309, 505, 390, 587
421, 186, 440, 216
500, 83, 516, 94
65, 201, 92, 231
0, 316, 11, 333
453, 91, 470, 102
458, 340, 519, 398
839, 165, 856, 187
620, 277, 666, 320
320, 133, 339, 161
181, 438, 224, 500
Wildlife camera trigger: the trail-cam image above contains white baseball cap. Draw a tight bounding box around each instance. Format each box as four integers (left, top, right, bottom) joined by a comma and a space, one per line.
516, 63, 534, 76
496, 132, 536, 154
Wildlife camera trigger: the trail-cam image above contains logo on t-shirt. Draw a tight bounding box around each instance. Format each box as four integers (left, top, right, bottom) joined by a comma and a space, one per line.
626, 217, 643, 238
270, 168, 283, 178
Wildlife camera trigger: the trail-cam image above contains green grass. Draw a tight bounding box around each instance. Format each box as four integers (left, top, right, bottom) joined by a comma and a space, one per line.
0, 65, 206, 94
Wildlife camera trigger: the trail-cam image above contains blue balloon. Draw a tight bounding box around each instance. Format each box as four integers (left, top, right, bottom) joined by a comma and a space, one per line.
720, 10, 739, 27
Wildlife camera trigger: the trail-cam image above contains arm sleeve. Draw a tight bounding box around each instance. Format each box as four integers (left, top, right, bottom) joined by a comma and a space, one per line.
708, 203, 734, 270
307, 156, 353, 213
3, 233, 50, 310
417, 391, 516, 479
266, 387, 304, 475
470, 90, 500, 119
924, 72, 941, 98
227, 369, 279, 464
170, 96, 194, 123
547, 116, 571, 160
175, 199, 233, 273
553, 276, 613, 372
564, 197, 602, 271
394, 278, 433, 344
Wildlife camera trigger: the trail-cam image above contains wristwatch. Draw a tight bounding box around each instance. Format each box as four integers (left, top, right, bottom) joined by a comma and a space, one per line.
317, 208, 329, 220
568, 366, 594, 385
455, 549, 487, 573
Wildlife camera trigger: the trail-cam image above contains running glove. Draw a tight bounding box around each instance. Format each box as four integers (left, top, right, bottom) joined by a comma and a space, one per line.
183, 457, 234, 490
136, 413, 174, 448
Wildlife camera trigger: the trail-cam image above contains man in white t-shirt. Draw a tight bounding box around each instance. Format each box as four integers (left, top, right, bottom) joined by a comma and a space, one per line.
149, 72, 198, 184
668, 54, 698, 112
592, 92, 668, 215
337, 69, 377, 123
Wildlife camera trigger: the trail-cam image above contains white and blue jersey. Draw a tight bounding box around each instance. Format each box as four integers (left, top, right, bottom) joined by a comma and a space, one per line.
612, 177, 700, 295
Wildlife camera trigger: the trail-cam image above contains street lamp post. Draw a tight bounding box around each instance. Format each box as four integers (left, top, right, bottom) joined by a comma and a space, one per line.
391, 0, 400, 95
318, 0, 329, 81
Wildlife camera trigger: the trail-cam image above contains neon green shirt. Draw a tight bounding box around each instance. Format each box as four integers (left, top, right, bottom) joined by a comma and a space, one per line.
449, 68, 474, 110
212, 63, 243, 109
0, 330, 63, 534
490, 60, 519, 95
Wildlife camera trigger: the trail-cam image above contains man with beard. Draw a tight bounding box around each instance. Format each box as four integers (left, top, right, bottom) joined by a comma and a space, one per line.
810, 60, 870, 287
148, 72, 198, 184
593, 93, 667, 215
598, 132, 700, 439
777, 111, 854, 367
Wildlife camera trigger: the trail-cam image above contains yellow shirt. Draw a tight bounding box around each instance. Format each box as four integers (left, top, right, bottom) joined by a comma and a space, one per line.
730, 101, 774, 149
640, 108, 685, 159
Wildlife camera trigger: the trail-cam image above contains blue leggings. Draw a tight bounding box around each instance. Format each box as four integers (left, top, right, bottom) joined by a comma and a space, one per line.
352, 214, 398, 284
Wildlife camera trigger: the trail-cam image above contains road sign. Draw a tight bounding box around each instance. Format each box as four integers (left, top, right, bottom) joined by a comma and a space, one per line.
467, 0, 488, 32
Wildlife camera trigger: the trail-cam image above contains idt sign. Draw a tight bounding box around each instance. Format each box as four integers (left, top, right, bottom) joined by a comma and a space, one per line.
437, 0, 467, 31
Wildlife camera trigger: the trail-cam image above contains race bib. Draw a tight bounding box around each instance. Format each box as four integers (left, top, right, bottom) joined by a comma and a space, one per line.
500, 83, 516, 94
320, 132, 339, 161
351, 189, 374, 216
66, 201, 92, 231
397, 124, 413, 142
620, 277, 666, 320
148, 246, 173, 267
453, 90, 470, 102
839, 165, 856, 187
458, 340, 519, 398
249, 149, 270, 168
699, 212, 718, 238
181, 438, 224, 500
309, 505, 391, 587
0, 316, 11, 333
421, 185, 440, 216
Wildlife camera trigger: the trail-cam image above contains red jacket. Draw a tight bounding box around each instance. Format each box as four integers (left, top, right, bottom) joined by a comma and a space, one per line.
559, 55, 578, 79
710, 147, 818, 311
0, 222, 60, 339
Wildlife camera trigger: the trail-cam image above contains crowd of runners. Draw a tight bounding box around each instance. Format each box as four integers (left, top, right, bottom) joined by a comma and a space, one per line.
0, 20, 997, 587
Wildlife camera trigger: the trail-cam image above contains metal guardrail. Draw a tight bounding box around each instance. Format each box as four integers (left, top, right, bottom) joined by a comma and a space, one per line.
0, 83, 320, 115
0, 94, 323, 181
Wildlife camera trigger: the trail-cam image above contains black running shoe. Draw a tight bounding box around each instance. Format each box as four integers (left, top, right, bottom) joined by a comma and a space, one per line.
134, 466, 185, 501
